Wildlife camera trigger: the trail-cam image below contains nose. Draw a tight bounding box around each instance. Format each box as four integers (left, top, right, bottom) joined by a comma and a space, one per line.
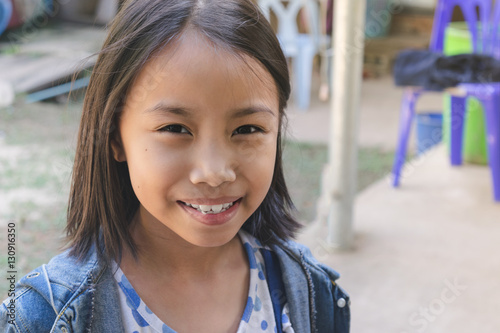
189, 140, 237, 187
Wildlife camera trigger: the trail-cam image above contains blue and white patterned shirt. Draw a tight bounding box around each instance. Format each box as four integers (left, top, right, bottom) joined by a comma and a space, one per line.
112, 230, 294, 333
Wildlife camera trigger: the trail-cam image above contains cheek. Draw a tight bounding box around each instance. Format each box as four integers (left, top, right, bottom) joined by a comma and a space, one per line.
239, 137, 277, 195
235, 129, 278, 164
125, 139, 185, 194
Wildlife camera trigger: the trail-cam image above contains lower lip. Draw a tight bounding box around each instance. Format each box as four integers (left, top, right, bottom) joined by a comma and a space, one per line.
178, 199, 241, 226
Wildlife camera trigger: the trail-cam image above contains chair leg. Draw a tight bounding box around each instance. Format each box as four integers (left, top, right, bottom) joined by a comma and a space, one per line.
392, 89, 418, 187
293, 44, 315, 110
450, 95, 467, 166
482, 95, 500, 202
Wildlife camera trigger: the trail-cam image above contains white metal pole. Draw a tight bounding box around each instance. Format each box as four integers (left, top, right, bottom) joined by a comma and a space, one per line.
327, 0, 366, 249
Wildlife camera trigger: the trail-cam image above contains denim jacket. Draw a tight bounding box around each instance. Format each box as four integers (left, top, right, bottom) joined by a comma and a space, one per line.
1, 239, 350, 333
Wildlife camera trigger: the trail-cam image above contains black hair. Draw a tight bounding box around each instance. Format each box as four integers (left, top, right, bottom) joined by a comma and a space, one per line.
66, 0, 301, 261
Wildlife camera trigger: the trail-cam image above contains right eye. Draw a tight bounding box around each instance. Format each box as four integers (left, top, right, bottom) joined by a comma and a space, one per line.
158, 124, 190, 134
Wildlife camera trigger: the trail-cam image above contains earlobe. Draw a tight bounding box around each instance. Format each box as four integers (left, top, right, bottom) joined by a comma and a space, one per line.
111, 138, 126, 162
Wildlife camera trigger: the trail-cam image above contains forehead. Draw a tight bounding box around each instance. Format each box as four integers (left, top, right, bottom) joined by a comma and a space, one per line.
125, 30, 279, 110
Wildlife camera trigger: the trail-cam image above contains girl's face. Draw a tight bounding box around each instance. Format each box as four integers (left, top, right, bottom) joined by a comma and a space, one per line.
112, 32, 280, 248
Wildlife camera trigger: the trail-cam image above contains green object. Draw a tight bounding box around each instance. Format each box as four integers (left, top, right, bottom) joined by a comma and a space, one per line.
442, 22, 488, 165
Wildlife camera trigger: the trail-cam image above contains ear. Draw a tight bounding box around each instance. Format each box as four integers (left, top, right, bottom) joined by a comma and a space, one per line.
111, 135, 126, 162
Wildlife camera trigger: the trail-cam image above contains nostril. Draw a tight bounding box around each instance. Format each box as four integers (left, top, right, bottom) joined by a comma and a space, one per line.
189, 165, 236, 186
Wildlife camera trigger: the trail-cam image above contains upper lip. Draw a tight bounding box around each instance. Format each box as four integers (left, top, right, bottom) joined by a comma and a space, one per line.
178, 197, 241, 205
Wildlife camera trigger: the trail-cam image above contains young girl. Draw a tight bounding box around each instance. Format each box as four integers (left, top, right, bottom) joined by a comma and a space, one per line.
1, 0, 350, 332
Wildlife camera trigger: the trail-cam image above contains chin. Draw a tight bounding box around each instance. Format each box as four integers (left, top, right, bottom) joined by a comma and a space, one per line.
184, 229, 240, 248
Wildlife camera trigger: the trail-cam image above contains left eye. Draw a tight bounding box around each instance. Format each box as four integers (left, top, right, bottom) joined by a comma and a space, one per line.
158, 124, 190, 134
233, 125, 262, 135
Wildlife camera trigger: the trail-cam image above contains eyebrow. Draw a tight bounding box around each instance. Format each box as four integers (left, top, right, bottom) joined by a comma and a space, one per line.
144, 103, 192, 116
232, 106, 276, 118
144, 103, 276, 118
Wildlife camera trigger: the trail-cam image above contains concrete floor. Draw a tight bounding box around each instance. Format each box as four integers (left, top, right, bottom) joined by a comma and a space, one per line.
287, 76, 500, 332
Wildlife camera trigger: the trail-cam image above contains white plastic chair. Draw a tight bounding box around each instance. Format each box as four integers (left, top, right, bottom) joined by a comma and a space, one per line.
259, 0, 329, 110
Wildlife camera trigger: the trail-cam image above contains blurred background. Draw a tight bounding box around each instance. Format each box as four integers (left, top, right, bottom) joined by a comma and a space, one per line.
0, 0, 499, 332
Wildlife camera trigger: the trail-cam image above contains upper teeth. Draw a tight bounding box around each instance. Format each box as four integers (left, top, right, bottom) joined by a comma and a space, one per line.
184, 202, 234, 214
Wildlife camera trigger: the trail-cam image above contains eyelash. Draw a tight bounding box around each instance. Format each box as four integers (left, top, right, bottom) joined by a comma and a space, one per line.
158, 124, 264, 135
158, 124, 190, 134
232, 125, 264, 135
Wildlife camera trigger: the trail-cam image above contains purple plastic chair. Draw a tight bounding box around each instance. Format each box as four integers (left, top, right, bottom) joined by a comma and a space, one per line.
450, 1, 500, 201
392, 0, 500, 202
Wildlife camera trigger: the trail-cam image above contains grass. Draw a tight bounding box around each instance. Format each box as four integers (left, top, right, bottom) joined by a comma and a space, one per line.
0, 98, 394, 297
0, 97, 80, 298
282, 141, 394, 222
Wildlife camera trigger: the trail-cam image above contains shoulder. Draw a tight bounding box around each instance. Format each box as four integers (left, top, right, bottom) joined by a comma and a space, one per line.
270, 239, 351, 333
0, 247, 107, 332
271, 239, 341, 281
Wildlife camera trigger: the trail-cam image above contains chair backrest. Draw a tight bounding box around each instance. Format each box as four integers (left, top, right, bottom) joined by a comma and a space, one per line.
429, 0, 491, 54
258, 0, 320, 47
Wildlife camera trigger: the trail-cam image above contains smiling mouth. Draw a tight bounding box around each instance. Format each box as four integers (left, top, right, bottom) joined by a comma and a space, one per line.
179, 199, 240, 215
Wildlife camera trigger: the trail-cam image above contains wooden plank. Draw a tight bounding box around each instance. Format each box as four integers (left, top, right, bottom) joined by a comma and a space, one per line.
16, 57, 96, 92
364, 34, 429, 54
390, 13, 434, 37
1, 56, 64, 90
0, 23, 106, 94
26, 76, 91, 103
363, 34, 429, 77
